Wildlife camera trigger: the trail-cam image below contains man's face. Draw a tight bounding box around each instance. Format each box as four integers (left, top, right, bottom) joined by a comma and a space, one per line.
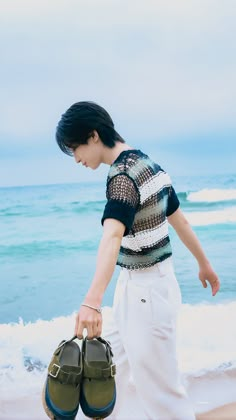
72, 136, 102, 170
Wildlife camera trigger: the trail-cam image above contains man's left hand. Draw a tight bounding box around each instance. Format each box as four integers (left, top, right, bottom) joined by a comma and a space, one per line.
199, 262, 220, 296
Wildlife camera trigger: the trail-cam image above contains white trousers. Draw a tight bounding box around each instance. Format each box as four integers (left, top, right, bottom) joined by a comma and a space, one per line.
108, 258, 196, 420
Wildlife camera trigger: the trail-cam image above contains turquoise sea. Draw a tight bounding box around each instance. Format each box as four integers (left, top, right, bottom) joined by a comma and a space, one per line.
0, 173, 236, 402
1, 174, 236, 324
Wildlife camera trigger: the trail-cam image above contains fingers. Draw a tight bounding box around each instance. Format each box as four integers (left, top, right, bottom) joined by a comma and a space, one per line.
86, 321, 95, 340
74, 309, 102, 339
199, 264, 220, 297
211, 279, 220, 296
199, 275, 220, 296
199, 276, 207, 288
74, 313, 79, 337
86, 318, 102, 338
209, 273, 220, 296
97, 318, 102, 338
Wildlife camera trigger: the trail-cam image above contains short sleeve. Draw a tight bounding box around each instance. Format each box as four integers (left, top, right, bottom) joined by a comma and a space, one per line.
166, 186, 180, 216
101, 174, 140, 236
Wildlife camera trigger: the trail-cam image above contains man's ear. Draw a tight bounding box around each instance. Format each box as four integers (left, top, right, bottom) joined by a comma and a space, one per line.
91, 130, 99, 143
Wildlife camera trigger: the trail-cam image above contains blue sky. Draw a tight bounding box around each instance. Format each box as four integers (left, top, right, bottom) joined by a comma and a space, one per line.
0, 0, 235, 186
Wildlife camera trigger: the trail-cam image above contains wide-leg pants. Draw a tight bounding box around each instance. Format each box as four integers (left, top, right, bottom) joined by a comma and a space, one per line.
109, 258, 196, 420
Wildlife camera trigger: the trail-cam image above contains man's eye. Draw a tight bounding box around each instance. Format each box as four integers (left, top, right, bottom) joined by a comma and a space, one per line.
70, 144, 78, 151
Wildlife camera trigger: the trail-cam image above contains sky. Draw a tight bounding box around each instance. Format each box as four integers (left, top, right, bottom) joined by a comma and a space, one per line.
0, 0, 235, 187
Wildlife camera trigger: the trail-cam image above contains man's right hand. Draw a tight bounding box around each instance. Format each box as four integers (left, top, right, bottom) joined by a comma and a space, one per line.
74, 305, 102, 339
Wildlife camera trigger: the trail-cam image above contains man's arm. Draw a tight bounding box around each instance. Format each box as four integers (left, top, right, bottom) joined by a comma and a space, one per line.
167, 208, 220, 296
74, 218, 125, 339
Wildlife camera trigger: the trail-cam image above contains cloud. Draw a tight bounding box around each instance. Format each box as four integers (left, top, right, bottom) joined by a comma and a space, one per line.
0, 0, 235, 152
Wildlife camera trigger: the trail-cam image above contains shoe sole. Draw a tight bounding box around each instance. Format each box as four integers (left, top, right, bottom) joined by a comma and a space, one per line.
42, 382, 57, 420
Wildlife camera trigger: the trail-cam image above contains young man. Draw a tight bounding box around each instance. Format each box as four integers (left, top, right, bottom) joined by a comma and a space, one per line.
56, 101, 220, 419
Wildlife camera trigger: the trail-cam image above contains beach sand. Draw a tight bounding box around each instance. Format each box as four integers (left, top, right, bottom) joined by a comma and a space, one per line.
197, 403, 236, 419
0, 393, 235, 420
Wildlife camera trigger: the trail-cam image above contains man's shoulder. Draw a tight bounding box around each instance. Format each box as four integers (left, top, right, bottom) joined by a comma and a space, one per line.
107, 149, 166, 184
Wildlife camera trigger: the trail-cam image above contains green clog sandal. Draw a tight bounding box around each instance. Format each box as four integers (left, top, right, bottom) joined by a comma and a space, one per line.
42, 336, 82, 420
80, 337, 116, 419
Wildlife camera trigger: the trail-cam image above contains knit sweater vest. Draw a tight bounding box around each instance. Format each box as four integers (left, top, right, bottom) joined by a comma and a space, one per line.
101, 149, 179, 270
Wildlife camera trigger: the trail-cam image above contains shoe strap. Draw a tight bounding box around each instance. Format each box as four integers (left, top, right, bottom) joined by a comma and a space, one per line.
54, 335, 79, 355
82, 337, 116, 379
96, 337, 114, 357
48, 360, 83, 386
83, 363, 116, 379
56, 336, 113, 357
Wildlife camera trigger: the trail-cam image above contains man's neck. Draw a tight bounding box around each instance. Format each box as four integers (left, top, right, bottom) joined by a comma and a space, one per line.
103, 143, 134, 165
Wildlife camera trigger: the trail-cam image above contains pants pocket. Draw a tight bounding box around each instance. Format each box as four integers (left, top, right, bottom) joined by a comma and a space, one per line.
149, 283, 175, 337
127, 281, 152, 325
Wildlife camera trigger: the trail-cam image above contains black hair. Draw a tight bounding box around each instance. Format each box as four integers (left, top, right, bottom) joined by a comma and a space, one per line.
56, 101, 125, 156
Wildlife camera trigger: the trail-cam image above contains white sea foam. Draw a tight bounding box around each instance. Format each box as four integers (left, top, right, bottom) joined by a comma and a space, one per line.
187, 188, 236, 203
0, 303, 236, 400
177, 302, 236, 372
184, 207, 236, 226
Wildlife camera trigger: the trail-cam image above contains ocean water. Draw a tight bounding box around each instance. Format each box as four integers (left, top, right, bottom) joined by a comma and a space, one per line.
0, 173, 236, 402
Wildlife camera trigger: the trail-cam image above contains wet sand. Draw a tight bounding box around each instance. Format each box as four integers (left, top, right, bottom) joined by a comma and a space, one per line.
0, 394, 235, 419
